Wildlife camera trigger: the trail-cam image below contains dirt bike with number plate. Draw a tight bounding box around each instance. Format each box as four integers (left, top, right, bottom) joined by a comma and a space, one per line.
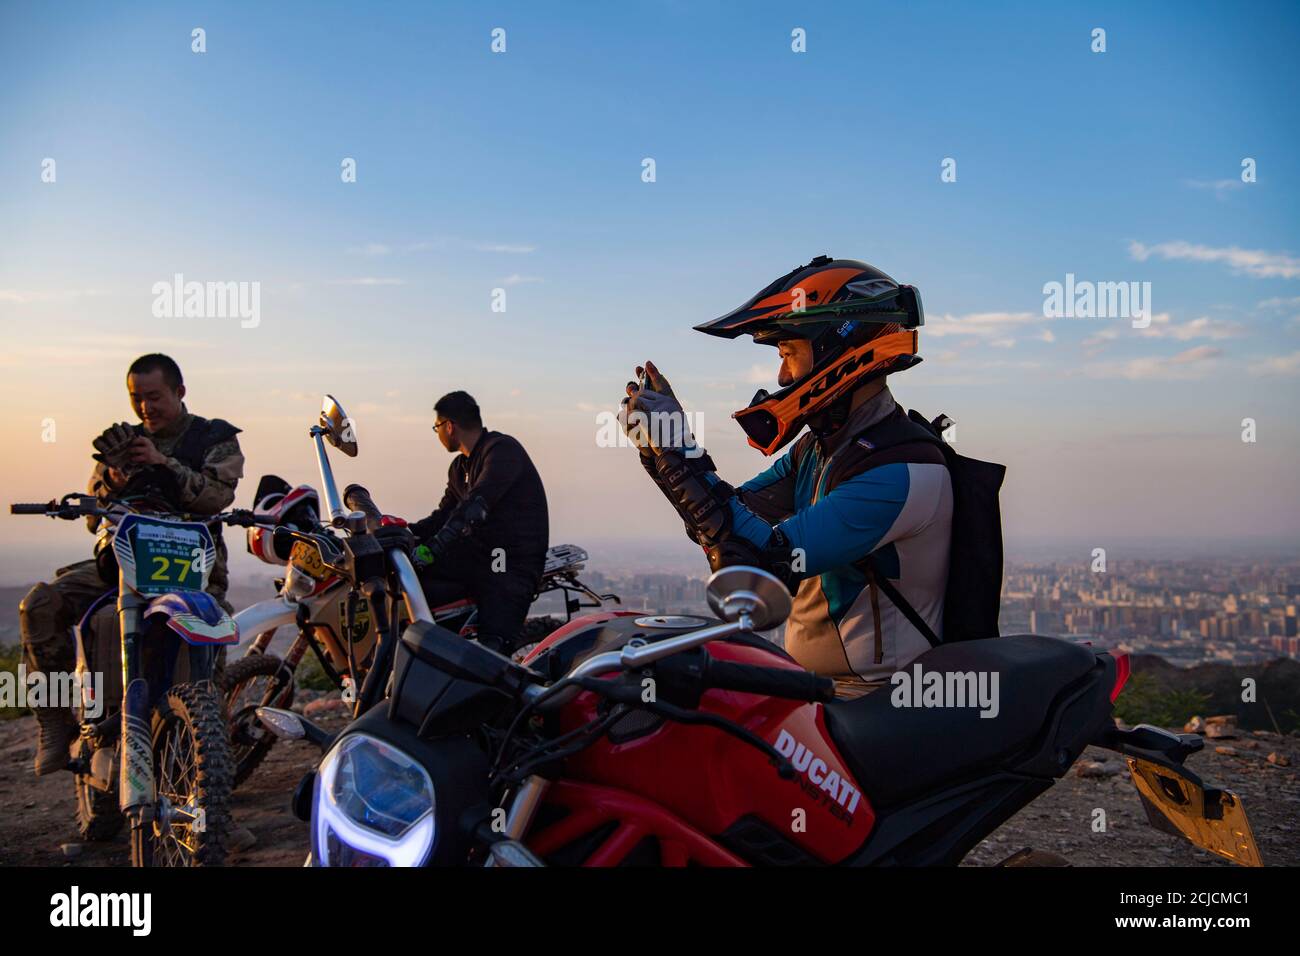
9, 494, 265, 866
221, 395, 435, 788
224, 396, 621, 788
256, 560, 1263, 868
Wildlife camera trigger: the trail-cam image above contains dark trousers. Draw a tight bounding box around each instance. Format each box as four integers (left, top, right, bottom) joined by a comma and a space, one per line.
418, 561, 540, 653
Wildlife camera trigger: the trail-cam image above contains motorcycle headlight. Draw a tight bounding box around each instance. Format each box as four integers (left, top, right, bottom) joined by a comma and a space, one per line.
312, 733, 436, 867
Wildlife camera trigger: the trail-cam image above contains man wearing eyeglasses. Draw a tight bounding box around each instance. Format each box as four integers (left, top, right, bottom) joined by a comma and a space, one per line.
409, 391, 550, 655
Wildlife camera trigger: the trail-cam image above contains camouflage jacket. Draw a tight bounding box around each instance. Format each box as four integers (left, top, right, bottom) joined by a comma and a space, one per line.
88, 407, 244, 596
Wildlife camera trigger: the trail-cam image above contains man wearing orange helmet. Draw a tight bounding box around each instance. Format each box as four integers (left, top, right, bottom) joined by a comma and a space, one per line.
623, 256, 953, 698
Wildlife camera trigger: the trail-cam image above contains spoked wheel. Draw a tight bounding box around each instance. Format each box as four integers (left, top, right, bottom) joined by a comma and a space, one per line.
75, 771, 124, 842
221, 654, 293, 788
131, 683, 232, 867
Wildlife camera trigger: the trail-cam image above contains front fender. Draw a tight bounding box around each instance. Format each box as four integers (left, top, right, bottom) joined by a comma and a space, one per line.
232, 594, 300, 646
143, 591, 239, 645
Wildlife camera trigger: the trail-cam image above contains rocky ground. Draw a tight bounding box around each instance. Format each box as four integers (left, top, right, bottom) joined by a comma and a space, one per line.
0, 690, 350, 868
964, 726, 1299, 866
1, 699, 1296, 867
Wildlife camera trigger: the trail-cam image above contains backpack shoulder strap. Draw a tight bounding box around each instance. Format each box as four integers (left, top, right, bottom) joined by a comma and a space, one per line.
824, 406, 945, 494
173, 416, 242, 470
863, 553, 942, 648
825, 406, 949, 648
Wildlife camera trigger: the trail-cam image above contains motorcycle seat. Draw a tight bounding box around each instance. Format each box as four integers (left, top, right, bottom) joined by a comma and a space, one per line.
822, 635, 1098, 807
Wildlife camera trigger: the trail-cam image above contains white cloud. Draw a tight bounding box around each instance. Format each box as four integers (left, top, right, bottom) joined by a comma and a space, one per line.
327, 277, 406, 286
345, 237, 536, 256
924, 311, 1047, 339
469, 241, 536, 254
1139, 312, 1241, 341
1083, 345, 1223, 381
1182, 178, 1245, 199
1248, 350, 1300, 377
346, 242, 391, 257
0, 334, 213, 368
1257, 296, 1300, 310
1129, 240, 1300, 280
499, 274, 543, 286
0, 288, 109, 304
1083, 328, 1119, 348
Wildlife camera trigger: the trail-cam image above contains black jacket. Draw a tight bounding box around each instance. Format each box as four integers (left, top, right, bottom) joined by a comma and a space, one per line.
410, 431, 549, 578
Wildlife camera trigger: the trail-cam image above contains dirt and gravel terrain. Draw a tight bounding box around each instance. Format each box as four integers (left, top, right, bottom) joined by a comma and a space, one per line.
0, 692, 351, 868
1, 692, 1296, 867
963, 729, 1300, 866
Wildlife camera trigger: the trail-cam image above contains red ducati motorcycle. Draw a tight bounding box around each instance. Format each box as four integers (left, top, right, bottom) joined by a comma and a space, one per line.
261, 554, 1261, 867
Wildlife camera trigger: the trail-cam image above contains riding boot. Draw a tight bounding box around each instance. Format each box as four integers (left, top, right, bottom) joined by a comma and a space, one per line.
20, 581, 82, 776
32, 706, 79, 776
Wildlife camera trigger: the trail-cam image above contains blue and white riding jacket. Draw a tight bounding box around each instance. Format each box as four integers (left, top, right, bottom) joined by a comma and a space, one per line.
728, 388, 952, 695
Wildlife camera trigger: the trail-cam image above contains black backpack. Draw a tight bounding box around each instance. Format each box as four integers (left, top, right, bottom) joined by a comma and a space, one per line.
824, 406, 1005, 645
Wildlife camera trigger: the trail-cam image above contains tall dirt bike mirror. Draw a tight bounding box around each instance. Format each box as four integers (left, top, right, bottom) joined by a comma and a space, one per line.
320, 394, 358, 457
706, 566, 792, 631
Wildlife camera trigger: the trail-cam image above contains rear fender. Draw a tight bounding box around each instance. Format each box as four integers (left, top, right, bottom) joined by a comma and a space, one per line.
143, 591, 239, 645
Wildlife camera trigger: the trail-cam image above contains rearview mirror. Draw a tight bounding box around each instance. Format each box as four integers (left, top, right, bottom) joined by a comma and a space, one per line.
706, 566, 791, 631
319, 394, 358, 457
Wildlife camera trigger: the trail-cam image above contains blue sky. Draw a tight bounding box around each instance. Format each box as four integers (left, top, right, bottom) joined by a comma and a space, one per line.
2, 1, 1299, 577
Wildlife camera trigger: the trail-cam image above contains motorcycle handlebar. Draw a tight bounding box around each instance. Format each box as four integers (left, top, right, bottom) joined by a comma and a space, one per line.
342, 483, 383, 531
704, 659, 836, 703
10, 497, 97, 519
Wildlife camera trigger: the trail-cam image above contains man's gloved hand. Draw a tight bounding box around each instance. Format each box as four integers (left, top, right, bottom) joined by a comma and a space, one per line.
415, 496, 489, 569
618, 377, 653, 456
372, 523, 415, 554
621, 360, 699, 456
92, 422, 141, 474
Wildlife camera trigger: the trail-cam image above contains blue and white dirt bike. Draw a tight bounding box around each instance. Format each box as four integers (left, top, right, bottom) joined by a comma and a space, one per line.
11, 493, 263, 866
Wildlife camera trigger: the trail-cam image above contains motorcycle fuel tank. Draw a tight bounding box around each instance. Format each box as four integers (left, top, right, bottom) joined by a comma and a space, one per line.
525, 614, 875, 865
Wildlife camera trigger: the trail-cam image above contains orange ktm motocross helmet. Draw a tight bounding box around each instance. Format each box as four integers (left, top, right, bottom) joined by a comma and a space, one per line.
695, 256, 924, 455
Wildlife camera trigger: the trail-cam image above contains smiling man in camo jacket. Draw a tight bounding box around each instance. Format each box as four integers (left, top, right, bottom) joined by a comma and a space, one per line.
19, 353, 244, 775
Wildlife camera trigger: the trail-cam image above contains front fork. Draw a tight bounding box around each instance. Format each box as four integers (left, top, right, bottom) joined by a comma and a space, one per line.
117, 587, 154, 819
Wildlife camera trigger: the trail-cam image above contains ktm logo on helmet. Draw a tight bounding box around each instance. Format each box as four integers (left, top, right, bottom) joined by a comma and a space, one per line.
798, 348, 874, 409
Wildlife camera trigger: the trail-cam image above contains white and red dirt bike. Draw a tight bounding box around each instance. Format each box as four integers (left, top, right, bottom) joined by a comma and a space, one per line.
222, 396, 619, 787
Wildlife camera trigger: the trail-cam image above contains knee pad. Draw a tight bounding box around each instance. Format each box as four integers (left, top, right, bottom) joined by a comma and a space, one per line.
18, 583, 58, 644
20, 584, 76, 672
